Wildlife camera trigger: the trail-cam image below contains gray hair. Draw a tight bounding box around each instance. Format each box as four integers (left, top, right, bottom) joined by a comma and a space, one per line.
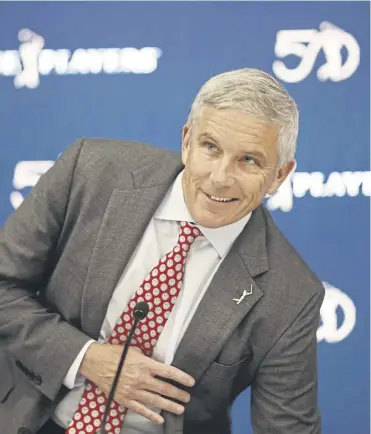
187, 68, 299, 168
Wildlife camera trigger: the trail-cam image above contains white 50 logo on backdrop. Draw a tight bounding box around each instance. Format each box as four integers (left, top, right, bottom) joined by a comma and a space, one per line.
317, 282, 356, 343
0, 29, 162, 89
273, 21, 360, 83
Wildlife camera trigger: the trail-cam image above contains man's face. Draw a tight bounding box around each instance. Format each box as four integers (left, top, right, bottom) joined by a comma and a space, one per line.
181, 106, 295, 228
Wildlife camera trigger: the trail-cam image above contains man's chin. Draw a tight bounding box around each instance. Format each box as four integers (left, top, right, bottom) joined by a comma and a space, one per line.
191, 211, 230, 229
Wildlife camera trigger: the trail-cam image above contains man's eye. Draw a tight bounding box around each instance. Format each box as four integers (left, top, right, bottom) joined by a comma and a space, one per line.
243, 155, 255, 164
204, 142, 217, 151
203, 142, 217, 151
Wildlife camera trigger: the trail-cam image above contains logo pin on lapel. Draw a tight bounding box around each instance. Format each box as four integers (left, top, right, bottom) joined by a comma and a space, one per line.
233, 285, 253, 305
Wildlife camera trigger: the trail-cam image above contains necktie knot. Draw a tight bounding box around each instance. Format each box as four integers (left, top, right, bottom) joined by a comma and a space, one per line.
178, 221, 202, 248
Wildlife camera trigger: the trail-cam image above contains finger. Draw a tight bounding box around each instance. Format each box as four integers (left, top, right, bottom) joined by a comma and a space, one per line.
126, 400, 164, 424
149, 361, 195, 387
135, 390, 185, 415
147, 377, 191, 403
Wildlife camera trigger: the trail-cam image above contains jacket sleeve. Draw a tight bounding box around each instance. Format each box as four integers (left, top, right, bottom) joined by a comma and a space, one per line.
250, 288, 324, 434
0, 138, 92, 401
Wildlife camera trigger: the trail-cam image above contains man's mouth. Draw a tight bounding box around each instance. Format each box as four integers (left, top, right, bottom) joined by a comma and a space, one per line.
204, 191, 238, 203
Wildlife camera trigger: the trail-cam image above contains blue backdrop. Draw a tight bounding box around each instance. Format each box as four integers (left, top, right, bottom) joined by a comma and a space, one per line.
0, 2, 370, 433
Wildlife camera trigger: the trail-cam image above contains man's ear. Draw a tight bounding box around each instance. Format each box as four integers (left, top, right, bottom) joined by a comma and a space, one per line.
267, 159, 296, 195
181, 124, 192, 166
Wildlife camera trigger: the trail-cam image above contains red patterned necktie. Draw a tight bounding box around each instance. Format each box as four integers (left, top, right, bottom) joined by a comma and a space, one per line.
67, 221, 202, 434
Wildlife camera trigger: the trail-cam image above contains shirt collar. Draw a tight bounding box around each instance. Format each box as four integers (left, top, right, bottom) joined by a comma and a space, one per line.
155, 170, 251, 258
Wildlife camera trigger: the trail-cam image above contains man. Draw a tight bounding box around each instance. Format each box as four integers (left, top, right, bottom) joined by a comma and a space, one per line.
0, 68, 324, 434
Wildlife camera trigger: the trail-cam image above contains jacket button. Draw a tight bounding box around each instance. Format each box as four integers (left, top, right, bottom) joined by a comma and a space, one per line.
34, 375, 42, 385
18, 427, 31, 434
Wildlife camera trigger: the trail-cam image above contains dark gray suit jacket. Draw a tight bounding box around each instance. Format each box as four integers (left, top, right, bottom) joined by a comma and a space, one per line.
0, 138, 324, 434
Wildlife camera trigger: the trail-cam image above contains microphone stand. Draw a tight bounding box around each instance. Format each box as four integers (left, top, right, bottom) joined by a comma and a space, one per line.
99, 302, 149, 434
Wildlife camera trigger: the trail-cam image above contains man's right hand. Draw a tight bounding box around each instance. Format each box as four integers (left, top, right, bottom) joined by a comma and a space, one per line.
79, 343, 195, 424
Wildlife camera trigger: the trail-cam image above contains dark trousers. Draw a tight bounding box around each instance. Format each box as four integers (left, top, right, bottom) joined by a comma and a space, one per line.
37, 419, 65, 434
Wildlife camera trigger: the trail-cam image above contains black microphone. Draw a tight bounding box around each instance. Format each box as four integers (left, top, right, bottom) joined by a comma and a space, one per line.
99, 301, 150, 434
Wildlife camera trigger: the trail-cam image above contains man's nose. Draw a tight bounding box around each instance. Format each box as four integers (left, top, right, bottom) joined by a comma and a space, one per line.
209, 159, 234, 187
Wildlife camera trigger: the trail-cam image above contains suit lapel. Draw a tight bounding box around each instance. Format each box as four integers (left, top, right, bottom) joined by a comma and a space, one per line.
172, 206, 268, 381
81, 155, 183, 338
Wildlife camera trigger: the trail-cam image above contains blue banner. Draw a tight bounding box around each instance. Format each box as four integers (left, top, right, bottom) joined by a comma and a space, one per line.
0, 2, 369, 433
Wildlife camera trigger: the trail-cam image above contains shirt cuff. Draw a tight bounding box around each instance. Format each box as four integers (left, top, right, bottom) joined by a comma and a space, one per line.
63, 339, 96, 389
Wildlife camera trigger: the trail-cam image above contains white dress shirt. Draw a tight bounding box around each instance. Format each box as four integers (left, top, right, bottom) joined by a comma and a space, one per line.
52, 170, 251, 433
